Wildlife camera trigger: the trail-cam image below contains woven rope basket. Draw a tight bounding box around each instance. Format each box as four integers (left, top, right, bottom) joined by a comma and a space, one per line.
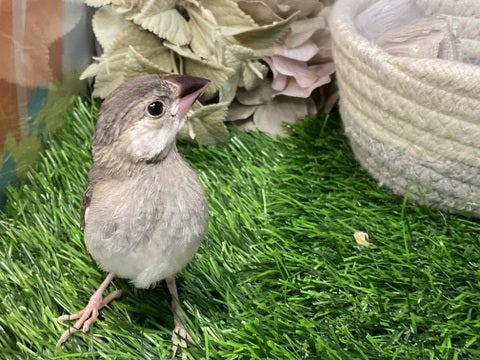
329, 0, 480, 217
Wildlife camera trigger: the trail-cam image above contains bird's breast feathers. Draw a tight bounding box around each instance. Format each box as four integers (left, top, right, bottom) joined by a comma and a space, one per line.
83, 164, 207, 285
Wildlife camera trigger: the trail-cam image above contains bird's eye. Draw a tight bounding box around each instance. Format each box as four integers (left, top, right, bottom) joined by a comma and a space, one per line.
146, 101, 165, 117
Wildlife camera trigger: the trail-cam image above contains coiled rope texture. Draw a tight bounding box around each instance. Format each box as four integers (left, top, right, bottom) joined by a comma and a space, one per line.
329, 0, 480, 217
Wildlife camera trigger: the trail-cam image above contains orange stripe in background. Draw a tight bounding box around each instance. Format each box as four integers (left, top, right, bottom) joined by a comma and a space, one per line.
49, 0, 64, 82
25, 0, 64, 84
0, 0, 21, 149
0, 0, 64, 149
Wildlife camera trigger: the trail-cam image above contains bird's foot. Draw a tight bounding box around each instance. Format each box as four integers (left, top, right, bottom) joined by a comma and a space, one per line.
56, 273, 122, 346
171, 325, 193, 360
166, 277, 195, 359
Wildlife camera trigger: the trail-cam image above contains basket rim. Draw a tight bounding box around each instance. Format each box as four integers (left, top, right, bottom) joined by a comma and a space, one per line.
328, 0, 480, 73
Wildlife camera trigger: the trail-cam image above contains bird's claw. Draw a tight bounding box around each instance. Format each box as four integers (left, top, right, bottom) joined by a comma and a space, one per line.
171, 325, 193, 360
56, 288, 122, 347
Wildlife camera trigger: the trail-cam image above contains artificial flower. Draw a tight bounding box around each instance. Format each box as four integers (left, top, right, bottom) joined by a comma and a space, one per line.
228, 80, 317, 135
81, 0, 338, 141
262, 4, 337, 112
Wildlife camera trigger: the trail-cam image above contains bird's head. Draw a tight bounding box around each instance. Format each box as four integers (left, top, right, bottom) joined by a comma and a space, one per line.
93, 74, 209, 165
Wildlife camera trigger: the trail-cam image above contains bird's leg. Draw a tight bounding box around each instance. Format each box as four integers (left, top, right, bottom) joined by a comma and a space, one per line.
56, 272, 123, 346
166, 277, 192, 359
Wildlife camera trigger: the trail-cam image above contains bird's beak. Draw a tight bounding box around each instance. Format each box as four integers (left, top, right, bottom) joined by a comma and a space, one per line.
164, 75, 210, 120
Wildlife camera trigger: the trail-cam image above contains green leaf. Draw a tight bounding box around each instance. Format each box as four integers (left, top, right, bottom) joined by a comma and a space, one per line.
178, 102, 229, 144
123, 45, 174, 80
89, 55, 127, 98
235, 0, 283, 25
221, 45, 267, 103
119, 25, 176, 76
218, 76, 239, 105
79, 61, 101, 80
165, 43, 235, 95
92, 6, 135, 50
81, 26, 171, 98
218, 47, 246, 103
106, 17, 165, 54
201, 0, 256, 27
183, 4, 218, 59
233, 12, 298, 49
85, 0, 110, 7
224, 44, 256, 69
131, 0, 190, 45
242, 60, 268, 90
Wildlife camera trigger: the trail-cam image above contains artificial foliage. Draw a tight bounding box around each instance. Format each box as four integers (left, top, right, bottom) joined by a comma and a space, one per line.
1, 97, 480, 359
81, 0, 337, 143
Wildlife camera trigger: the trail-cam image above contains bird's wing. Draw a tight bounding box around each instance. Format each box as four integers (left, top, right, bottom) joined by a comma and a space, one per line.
81, 185, 93, 228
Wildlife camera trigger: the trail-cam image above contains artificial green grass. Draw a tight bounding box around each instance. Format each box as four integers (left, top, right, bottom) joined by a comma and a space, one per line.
1, 96, 480, 359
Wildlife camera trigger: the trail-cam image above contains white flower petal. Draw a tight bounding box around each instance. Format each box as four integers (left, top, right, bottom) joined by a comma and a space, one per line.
273, 40, 319, 61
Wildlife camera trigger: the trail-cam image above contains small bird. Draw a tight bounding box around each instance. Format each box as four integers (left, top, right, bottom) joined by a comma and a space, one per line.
56, 74, 210, 357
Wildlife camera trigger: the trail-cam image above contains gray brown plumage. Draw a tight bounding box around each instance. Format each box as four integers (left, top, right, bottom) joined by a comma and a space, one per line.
56, 74, 209, 356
